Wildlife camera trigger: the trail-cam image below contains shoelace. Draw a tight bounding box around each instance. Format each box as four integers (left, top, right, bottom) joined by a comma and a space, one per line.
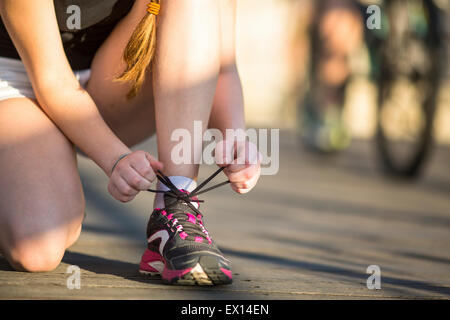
147, 167, 230, 241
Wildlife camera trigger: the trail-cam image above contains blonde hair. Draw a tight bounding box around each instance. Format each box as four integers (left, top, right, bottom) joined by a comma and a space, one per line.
116, 1, 160, 99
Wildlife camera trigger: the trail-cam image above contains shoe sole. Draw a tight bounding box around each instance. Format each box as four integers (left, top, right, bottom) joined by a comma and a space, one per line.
140, 255, 232, 286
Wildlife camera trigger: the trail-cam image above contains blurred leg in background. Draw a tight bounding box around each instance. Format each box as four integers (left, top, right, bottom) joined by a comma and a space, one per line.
301, 0, 363, 153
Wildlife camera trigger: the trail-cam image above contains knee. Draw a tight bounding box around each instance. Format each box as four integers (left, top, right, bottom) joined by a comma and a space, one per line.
7, 241, 65, 273
66, 222, 83, 249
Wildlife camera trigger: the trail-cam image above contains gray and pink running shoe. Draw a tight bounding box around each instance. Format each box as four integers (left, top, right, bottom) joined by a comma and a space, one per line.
139, 168, 232, 285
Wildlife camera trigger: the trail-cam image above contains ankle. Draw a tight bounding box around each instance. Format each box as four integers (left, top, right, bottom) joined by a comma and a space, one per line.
153, 176, 198, 209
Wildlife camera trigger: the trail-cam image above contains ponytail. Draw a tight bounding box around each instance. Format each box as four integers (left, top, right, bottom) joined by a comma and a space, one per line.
116, 1, 160, 99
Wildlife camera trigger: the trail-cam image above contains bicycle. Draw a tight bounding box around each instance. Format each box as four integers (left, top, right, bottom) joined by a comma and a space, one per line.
366, 0, 446, 177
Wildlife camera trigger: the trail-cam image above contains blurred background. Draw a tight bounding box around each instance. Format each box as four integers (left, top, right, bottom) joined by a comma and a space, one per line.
236, 0, 450, 178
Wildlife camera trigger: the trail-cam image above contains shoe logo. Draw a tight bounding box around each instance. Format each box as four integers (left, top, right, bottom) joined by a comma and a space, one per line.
148, 261, 164, 273
148, 230, 170, 255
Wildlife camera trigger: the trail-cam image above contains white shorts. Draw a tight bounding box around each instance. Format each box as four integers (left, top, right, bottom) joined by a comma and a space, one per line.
0, 56, 91, 102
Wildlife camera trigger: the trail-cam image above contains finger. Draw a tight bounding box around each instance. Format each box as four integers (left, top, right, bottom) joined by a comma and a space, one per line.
108, 180, 121, 200
119, 165, 152, 191
130, 154, 157, 183
114, 175, 140, 197
225, 163, 248, 174
230, 184, 252, 194
145, 153, 164, 172
108, 179, 136, 202
226, 163, 260, 182
231, 168, 260, 190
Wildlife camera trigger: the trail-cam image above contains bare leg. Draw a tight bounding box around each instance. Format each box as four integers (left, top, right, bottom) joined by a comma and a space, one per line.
0, 2, 156, 272
210, 0, 245, 133
152, 0, 221, 179
0, 98, 84, 272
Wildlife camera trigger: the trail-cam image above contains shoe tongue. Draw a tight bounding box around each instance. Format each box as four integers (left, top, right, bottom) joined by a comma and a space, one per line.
156, 176, 198, 211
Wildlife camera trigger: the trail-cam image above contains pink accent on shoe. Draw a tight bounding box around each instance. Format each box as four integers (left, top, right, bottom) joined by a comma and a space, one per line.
141, 248, 163, 261
179, 231, 188, 239
160, 210, 167, 216
162, 267, 192, 281
194, 236, 203, 243
141, 244, 192, 281
186, 213, 196, 224
220, 268, 233, 279
139, 249, 163, 273
167, 213, 173, 220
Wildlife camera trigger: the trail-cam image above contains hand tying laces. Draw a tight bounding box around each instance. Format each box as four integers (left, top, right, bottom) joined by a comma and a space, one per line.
147, 167, 230, 244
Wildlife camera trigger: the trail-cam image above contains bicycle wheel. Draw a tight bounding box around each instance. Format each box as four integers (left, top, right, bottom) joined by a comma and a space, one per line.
375, 0, 441, 178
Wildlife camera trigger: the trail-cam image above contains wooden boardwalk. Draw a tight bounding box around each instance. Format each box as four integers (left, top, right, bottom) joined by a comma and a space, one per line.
1, 132, 449, 299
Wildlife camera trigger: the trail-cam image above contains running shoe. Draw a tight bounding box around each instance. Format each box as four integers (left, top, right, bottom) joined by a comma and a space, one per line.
300, 87, 350, 153
139, 168, 233, 285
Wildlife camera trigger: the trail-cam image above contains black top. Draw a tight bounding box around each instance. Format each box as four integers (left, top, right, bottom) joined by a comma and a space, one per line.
0, 0, 134, 70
